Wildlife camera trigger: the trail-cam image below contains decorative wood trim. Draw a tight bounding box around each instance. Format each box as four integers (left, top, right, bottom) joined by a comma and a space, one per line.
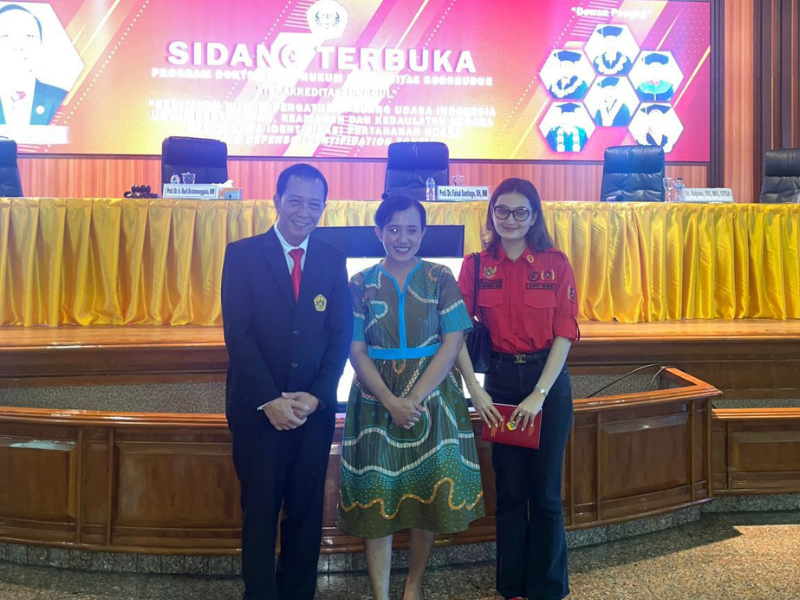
0, 369, 715, 553
3, 321, 800, 395
106, 428, 115, 546
16, 156, 709, 204
752, 0, 800, 200
710, 0, 725, 186
595, 411, 603, 523
76, 427, 84, 545
712, 408, 800, 494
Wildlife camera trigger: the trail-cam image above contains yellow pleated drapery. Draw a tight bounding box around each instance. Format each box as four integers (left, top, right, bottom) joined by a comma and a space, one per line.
0, 198, 798, 325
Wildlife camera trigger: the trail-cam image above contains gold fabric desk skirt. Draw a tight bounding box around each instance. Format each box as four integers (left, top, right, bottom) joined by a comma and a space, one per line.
1, 198, 798, 325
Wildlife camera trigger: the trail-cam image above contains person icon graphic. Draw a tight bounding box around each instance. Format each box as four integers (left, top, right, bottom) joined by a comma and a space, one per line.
636, 53, 675, 102
0, 4, 68, 126
593, 26, 632, 76
636, 104, 672, 149
548, 51, 589, 100
545, 103, 588, 153
593, 78, 631, 127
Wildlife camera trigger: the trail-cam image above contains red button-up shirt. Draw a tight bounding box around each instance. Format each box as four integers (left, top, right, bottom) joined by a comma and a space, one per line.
457, 246, 580, 354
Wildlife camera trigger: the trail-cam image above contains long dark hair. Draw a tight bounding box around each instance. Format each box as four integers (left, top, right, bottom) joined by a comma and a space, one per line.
484, 178, 554, 256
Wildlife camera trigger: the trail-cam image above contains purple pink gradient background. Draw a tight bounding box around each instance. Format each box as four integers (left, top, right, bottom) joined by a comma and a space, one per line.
38, 0, 710, 161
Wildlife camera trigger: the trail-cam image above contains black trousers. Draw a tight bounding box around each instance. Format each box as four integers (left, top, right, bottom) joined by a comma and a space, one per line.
231, 411, 335, 600
484, 355, 573, 600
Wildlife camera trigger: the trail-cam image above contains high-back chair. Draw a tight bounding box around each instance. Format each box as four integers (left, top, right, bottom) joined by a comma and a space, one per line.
760, 149, 800, 203
600, 145, 665, 202
0, 138, 23, 198
161, 136, 228, 185
382, 141, 450, 201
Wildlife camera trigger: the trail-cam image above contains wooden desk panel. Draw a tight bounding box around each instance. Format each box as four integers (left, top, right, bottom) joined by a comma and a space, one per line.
0, 368, 716, 554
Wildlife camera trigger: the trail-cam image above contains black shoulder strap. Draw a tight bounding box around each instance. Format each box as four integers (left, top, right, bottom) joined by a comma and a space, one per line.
472, 252, 481, 321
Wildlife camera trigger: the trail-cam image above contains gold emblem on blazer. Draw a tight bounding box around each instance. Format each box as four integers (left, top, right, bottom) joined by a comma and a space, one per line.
314, 294, 327, 312
526, 254, 535, 264
482, 265, 497, 279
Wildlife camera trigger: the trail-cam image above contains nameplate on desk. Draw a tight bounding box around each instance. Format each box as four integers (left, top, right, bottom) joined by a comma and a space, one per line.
435, 186, 490, 201
162, 184, 242, 200
683, 188, 735, 203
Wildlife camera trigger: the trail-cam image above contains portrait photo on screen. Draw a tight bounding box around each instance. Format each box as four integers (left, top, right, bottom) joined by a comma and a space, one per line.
12, 0, 710, 162
0, 2, 82, 143
584, 25, 638, 77
538, 102, 595, 154
584, 77, 638, 128
629, 103, 684, 153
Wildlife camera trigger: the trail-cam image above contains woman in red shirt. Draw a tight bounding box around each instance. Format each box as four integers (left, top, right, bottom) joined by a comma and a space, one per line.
457, 178, 580, 600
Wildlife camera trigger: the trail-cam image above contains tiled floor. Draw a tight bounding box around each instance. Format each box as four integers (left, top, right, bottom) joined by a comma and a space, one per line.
1, 512, 798, 600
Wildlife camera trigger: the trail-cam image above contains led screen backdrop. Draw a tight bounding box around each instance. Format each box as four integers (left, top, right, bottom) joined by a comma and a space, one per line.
0, 0, 711, 160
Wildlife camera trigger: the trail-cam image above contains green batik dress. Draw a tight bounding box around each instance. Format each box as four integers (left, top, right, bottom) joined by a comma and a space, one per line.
338, 259, 485, 538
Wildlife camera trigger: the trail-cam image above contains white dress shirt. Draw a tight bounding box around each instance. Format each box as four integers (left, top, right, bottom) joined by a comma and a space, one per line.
256, 225, 310, 411
273, 224, 308, 273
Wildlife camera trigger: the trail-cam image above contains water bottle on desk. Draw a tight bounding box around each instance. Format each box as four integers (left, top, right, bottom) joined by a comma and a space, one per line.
674, 178, 685, 203
425, 176, 437, 202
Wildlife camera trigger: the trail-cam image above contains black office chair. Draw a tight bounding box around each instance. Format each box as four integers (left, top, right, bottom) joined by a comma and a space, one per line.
600, 145, 665, 202
382, 141, 449, 201
759, 149, 800, 203
0, 138, 23, 198
161, 136, 228, 184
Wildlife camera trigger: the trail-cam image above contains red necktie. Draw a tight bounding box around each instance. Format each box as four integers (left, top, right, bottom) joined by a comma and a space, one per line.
289, 248, 304, 300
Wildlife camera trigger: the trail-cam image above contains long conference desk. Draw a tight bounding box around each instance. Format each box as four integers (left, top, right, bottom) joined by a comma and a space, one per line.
1, 198, 799, 326
2, 197, 800, 564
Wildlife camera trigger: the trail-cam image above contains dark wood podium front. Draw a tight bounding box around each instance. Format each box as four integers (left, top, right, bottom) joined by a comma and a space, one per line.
0, 327, 719, 555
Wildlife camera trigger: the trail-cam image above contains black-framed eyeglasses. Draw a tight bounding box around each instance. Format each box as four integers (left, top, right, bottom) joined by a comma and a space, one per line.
493, 205, 531, 222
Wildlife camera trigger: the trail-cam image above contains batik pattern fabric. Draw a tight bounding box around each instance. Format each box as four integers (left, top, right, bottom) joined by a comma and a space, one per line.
338, 260, 485, 538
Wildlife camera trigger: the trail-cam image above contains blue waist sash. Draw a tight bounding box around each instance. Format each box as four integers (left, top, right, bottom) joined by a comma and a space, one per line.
367, 344, 441, 360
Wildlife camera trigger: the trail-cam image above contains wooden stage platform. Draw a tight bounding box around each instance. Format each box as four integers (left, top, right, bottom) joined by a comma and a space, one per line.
0, 319, 799, 555
1, 319, 799, 396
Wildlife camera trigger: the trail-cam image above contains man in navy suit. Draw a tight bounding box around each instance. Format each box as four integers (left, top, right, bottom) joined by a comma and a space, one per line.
0, 4, 68, 126
222, 163, 352, 600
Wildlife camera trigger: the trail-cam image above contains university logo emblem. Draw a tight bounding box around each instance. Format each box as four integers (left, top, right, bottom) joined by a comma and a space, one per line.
307, 0, 348, 39
314, 294, 327, 312
529, 271, 540, 282
542, 270, 555, 280
482, 266, 497, 279
568, 285, 576, 302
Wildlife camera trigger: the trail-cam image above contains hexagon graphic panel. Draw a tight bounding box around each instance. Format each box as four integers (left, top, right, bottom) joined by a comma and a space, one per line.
628, 103, 684, 153
584, 24, 639, 76
539, 102, 595, 153
629, 51, 684, 103
540, 48, 595, 101
584, 76, 639, 128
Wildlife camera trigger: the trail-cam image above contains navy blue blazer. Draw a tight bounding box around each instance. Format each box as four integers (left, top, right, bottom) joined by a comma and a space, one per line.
221, 227, 352, 427
0, 80, 68, 125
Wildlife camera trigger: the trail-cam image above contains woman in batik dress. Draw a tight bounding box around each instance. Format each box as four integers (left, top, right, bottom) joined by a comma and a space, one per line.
338, 196, 485, 600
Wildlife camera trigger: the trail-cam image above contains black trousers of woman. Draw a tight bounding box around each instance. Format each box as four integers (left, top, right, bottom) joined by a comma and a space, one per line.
484, 352, 573, 600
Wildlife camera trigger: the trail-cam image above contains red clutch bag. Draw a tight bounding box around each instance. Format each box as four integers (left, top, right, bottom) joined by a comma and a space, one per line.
481, 403, 543, 449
